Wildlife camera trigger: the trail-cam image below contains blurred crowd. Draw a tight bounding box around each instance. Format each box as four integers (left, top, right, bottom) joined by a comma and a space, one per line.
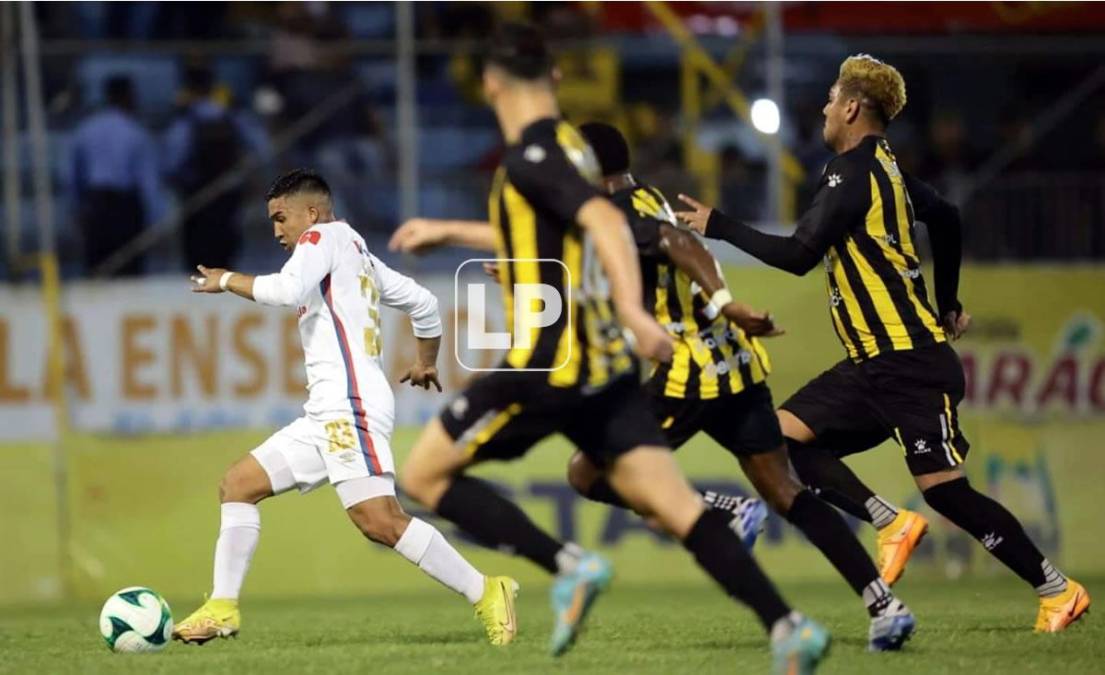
6, 2, 1104, 279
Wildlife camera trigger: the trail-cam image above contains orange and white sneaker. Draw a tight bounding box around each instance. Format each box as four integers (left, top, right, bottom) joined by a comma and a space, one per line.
1035, 580, 1091, 633
876, 510, 929, 586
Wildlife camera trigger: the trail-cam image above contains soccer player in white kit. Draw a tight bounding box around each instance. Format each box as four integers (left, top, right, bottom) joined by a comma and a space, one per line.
175, 169, 518, 647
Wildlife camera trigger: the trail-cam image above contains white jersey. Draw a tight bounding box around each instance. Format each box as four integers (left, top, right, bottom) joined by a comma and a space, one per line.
252, 220, 440, 451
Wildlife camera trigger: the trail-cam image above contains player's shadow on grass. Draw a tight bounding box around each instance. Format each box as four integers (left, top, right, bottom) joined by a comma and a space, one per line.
632, 637, 765, 653
300, 630, 476, 648
943, 624, 1024, 634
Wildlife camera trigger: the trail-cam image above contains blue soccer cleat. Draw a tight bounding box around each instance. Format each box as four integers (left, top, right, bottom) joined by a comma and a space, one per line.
771, 614, 831, 675
868, 598, 916, 651
549, 552, 613, 657
704, 491, 769, 551
733, 498, 769, 551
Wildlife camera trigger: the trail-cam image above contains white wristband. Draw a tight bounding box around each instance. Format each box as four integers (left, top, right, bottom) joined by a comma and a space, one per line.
702, 288, 732, 320
219, 272, 235, 291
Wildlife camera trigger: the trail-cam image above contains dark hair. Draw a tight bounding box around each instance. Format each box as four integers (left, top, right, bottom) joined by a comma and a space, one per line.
104, 75, 134, 109
266, 169, 331, 201
579, 122, 631, 176
482, 22, 553, 81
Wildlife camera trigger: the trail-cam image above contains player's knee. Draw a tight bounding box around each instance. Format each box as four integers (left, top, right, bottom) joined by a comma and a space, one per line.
349, 500, 409, 546
566, 452, 600, 496
220, 463, 258, 504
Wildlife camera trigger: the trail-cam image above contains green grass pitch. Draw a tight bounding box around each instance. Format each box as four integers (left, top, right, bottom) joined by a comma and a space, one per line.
3, 577, 1100, 674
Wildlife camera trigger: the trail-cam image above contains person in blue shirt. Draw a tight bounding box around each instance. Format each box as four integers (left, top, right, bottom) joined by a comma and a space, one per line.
164, 66, 269, 271
68, 75, 164, 276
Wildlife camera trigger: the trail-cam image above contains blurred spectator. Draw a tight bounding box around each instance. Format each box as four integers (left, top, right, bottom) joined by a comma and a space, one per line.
268, 2, 350, 141
164, 66, 268, 270
67, 75, 164, 277
919, 111, 978, 203
718, 145, 766, 223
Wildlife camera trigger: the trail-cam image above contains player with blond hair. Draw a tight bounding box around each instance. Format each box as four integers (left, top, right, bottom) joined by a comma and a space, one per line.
676, 54, 1090, 632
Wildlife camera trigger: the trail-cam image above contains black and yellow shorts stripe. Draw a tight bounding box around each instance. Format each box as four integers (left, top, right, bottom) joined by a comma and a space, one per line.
439, 368, 668, 467
780, 342, 970, 476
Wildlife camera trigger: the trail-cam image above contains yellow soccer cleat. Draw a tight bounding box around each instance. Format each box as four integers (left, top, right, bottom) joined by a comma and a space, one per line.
1035, 579, 1091, 633
171, 597, 240, 645
877, 510, 929, 586
474, 576, 519, 646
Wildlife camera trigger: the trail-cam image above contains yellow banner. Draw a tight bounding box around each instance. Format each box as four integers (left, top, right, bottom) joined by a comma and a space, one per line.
2, 265, 1103, 604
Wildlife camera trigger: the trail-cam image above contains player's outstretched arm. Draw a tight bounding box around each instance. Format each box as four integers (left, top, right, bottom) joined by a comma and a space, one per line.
657, 224, 783, 337
577, 197, 674, 363
388, 218, 497, 254
674, 194, 822, 276
194, 225, 335, 307
191, 265, 257, 300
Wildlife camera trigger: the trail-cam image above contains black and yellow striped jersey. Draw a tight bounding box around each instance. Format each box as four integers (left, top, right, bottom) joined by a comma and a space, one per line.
797, 136, 946, 361
489, 117, 635, 389
614, 183, 771, 400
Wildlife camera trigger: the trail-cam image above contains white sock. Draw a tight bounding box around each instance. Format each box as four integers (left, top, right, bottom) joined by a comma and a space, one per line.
394, 518, 484, 604
865, 496, 899, 530
1036, 559, 1068, 598
555, 542, 585, 575
211, 502, 260, 600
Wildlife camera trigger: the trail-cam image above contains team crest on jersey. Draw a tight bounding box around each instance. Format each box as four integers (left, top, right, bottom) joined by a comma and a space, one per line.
450, 396, 469, 419
523, 144, 546, 163
827, 173, 843, 187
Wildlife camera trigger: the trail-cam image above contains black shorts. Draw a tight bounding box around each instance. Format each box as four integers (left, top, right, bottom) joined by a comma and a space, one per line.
439, 370, 668, 468
651, 382, 784, 456
780, 342, 970, 476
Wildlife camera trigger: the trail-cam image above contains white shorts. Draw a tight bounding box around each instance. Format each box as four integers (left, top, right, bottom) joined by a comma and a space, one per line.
251, 416, 397, 509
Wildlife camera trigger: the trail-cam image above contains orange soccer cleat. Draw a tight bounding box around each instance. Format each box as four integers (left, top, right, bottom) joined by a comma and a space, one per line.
876, 510, 929, 586
1035, 579, 1091, 633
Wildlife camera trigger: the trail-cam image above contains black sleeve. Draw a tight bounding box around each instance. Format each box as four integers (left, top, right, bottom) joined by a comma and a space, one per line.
703, 153, 869, 276
904, 173, 963, 317
503, 140, 602, 225
704, 211, 822, 275
792, 153, 871, 254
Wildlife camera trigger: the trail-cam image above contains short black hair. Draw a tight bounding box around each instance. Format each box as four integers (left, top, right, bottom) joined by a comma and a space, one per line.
104, 75, 134, 109
482, 22, 554, 81
266, 169, 331, 201
579, 122, 631, 176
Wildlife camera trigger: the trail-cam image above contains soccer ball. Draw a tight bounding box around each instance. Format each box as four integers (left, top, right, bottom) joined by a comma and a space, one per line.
98, 586, 173, 653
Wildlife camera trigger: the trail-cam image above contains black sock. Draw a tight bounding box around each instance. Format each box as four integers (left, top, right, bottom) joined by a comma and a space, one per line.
923, 477, 1059, 591
788, 440, 877, 523
785, 490, 890, 616
682, 508, 791, 631
436, 475, 563, 574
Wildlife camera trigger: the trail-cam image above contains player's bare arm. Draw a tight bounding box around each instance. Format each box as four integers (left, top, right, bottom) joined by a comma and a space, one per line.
400, 335, 443, 392
658, 224, 783, 338
388, 218, 497, 254
191, 265, 256, 300
576, 196, 674, 363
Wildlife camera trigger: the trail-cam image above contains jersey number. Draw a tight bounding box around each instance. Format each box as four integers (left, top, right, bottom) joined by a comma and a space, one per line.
324, 419, 357, 453
359, 273, 382, 357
